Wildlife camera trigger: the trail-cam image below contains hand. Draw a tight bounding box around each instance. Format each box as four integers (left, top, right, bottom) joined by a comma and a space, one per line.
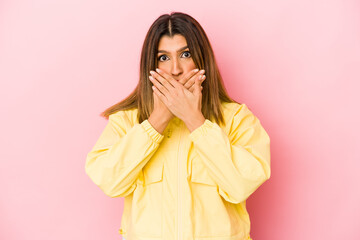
152, 89, 173, 121
149, 68, 206, 121
159, 68, 206, 93
149, 68, 205, 124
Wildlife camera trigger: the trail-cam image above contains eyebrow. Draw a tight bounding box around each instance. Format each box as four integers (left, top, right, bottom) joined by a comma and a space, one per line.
157, 45, 189, 54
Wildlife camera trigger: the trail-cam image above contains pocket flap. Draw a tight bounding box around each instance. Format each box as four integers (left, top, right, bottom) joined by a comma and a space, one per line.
143, 158, 164, 185
190, 158, 216, 186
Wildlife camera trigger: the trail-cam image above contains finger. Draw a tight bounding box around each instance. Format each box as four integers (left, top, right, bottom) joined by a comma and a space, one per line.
149, 75, 170, 96
179, 68, 200, 85
154, 68, 178, 87
187, 74, 206, 91
182, 69, 204, 87
153, 90, 159, 102
154, 68, 180, 90
184, 70, 205, 89
150, 70, 175, 93
189, 84, 194, 92
189, 75, 205, 92
194, 77, 202, 96
152, 85, 168, 104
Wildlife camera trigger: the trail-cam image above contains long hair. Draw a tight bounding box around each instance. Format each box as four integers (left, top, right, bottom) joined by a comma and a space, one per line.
100, 12, 239, 126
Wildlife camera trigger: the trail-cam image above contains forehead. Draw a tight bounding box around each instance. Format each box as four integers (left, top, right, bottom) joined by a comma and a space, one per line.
158, 34, 188, 51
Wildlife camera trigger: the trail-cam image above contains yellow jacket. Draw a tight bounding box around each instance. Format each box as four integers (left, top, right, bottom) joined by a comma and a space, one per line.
85, 102, 271, 240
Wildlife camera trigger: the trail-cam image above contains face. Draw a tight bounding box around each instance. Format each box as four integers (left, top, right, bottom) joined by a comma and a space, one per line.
156, 34, 197, 81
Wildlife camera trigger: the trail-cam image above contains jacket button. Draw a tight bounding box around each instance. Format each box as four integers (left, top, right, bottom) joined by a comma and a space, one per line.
167, 129, 172, 138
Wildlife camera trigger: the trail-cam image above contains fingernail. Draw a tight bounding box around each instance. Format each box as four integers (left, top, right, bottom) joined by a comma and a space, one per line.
199, 69, 205, 74
150, 70, 155, 75
156, 68, 161, 73
193, 69, 199, 72
202, 75, 206, 80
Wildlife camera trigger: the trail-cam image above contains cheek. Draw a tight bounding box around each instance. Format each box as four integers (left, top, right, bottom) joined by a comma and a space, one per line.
188, 58, 196, 67
157, 62, 169, 71
185, 60, 197, 71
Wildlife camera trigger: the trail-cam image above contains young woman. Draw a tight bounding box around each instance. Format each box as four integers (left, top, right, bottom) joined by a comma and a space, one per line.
85, 12, 271, 240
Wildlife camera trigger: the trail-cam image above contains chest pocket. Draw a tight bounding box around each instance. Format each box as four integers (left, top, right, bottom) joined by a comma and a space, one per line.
190, 155, 217, 187
141, 156, 164, 186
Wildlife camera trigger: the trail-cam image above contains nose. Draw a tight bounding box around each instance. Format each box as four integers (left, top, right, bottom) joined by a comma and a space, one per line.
171, 58, 182, 79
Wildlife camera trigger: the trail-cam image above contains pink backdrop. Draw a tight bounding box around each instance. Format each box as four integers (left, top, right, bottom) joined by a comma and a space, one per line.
1, 0, 359, 239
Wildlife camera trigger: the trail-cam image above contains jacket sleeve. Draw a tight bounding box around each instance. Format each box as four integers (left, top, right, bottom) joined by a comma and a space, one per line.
85, 111, 164, 198
189, 104, 271, 204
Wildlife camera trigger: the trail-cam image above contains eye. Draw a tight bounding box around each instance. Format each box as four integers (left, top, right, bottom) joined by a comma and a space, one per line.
158, 55, 168, 62
181, 51, 191, 58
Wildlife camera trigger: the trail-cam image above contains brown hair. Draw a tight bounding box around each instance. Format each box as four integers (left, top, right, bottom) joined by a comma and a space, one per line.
100, 12, 239, 126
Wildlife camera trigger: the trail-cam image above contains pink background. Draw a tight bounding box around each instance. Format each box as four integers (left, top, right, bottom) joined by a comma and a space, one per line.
1, 0, 359, 239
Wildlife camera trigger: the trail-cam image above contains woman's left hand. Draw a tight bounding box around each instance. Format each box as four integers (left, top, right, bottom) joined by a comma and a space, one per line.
149, 68, 206, 131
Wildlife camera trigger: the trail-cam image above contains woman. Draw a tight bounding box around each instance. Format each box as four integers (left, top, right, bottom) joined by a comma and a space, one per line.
85, 12, 271, 240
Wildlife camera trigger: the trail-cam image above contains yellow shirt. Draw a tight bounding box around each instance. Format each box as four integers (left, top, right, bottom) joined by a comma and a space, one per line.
85, 101, 271, 240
